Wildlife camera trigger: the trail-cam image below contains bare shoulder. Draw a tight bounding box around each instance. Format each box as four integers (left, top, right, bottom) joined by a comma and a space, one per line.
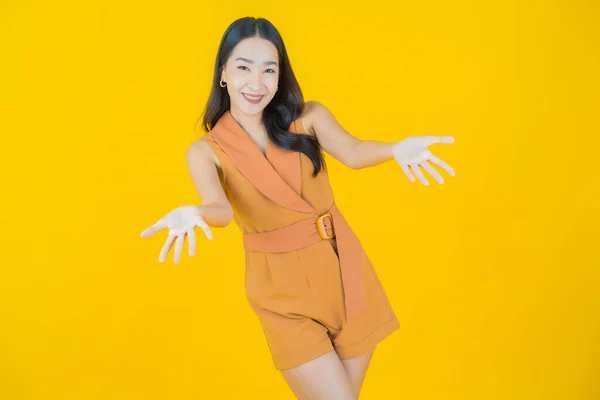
298, 100, 326, 137
186, 135, 221, 169
300, 100, 332, 137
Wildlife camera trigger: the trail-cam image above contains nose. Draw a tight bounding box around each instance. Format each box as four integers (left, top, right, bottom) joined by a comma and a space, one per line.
248, 71, 262, 91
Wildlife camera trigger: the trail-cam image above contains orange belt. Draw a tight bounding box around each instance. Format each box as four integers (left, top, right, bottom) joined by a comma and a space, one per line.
242, 202, 367, 322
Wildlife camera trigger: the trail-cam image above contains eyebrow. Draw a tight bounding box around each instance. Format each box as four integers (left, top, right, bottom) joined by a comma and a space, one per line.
235, 57, 278, 66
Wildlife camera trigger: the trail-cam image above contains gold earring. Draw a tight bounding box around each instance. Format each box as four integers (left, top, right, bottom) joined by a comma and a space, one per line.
219, 78, 227, 88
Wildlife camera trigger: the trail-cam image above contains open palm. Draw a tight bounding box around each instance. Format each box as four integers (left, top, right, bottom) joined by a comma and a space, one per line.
140, 205, 212, 263
392, 136, 456, 185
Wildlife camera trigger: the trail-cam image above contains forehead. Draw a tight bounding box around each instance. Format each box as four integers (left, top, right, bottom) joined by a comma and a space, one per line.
230, 37, 278, 62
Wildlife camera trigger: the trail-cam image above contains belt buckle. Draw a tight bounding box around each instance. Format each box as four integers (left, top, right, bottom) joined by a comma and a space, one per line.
316, 212, 335, 240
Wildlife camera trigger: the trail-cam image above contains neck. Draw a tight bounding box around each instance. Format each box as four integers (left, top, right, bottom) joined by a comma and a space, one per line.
229, 106, 264, 133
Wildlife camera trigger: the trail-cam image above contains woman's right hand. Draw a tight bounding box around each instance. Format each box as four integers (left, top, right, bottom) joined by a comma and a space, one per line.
140, 205, 213, 263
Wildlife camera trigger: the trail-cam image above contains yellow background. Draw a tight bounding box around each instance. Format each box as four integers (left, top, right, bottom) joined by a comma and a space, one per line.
1, 1, 598, 399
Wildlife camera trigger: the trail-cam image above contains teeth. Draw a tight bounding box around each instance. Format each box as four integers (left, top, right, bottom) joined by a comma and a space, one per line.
244, 94, 262, 99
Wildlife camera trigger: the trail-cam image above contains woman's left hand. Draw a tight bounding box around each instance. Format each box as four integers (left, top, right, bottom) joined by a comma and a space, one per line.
392, 136, 456, 185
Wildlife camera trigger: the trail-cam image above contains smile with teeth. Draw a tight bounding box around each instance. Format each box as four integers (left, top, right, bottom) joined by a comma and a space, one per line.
242, 92, 266, 104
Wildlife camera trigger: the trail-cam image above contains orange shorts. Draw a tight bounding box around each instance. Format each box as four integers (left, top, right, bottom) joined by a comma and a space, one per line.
244, 239, 401, 370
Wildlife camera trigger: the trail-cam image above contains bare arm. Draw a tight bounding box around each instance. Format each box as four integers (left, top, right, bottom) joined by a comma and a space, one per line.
304, 101, 396, 170
185, 139, 234, 227
304, 100, 456, 184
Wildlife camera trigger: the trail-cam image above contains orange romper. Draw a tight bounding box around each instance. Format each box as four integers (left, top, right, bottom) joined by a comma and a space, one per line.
202, 110, 400, 370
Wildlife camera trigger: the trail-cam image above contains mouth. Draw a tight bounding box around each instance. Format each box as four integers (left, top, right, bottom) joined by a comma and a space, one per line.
242, 93, 265, 104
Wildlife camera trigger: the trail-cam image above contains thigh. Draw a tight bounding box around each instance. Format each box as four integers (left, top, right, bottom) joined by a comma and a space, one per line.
340, 346, 376, 398
280, 350, 357, 400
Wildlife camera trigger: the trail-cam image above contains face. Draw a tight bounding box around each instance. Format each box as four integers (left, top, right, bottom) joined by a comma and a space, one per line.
220, 36, 280, 117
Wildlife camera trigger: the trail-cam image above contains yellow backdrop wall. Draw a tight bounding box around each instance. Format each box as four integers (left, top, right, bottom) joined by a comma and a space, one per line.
1, 1, 598, 399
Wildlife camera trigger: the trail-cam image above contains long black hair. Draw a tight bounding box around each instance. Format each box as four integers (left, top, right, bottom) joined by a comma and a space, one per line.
196, 17, 325, 177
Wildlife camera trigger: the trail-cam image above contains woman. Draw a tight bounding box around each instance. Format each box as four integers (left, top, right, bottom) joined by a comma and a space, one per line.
141, 17, 455, 400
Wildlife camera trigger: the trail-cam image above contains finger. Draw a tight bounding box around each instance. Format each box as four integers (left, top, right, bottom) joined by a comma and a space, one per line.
187, 227, 196, 257
140, 219, 165, 238
409, 163, 429, 186
159, 233, 176, 263
428, 154, 455, 176
420, 161, 444, 184
433, 136, 455, 144
400, 164, 416, 182
195, 216, 213, 240
173, 234, 185, 264
423, 135, 439, 146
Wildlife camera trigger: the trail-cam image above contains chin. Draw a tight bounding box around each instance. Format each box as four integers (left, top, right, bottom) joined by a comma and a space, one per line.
236, 100, 271, 116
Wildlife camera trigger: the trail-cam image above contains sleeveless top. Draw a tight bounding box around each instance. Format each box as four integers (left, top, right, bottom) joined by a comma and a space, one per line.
200, 109, 368, 321
201, 111, 335, 235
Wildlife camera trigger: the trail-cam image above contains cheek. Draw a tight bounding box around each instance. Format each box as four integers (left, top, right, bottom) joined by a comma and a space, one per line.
266, 74, 279, 91
226, 69, 245, 89
230, 75, 246, 90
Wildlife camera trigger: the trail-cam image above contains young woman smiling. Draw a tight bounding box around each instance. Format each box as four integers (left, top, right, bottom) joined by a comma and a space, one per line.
141, 16, 455, 400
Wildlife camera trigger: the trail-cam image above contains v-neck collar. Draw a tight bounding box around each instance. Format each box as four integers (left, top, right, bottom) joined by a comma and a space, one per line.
211, 110, 315, 214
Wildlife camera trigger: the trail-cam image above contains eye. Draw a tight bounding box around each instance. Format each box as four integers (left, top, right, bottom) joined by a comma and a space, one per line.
265, 68, 276, 73
237, 65, 249, 71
